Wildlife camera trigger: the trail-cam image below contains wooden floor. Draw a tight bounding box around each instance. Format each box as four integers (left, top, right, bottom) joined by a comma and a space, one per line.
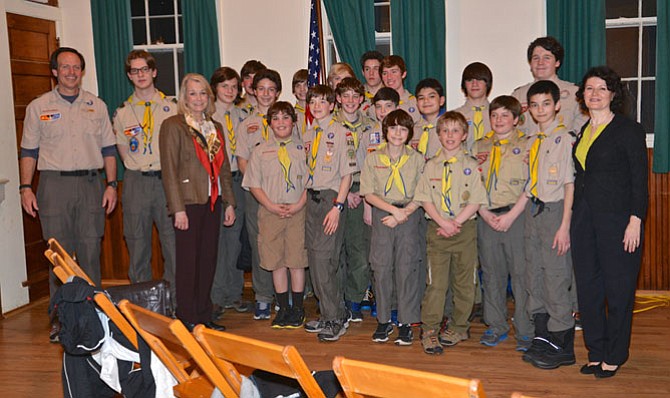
2, 291, 669, 398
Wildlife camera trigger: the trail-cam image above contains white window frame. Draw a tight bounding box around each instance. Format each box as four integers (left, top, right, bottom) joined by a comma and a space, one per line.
605, 0, 656, 146
131, 0, 183, 95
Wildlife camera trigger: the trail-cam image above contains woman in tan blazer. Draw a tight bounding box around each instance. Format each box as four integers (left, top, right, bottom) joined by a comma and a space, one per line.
160, 73, 236, 330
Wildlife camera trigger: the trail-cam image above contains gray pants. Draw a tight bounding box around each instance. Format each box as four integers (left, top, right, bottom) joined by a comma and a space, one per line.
122, 170, 176, 295
244, 190, 274, 303
339, 199, 370, 303
369, 207, 422, 325
524, 200, 574, 332
306, 189, 347, 321
212, 172, 246, 307
478, 211, 532, 338
39, 171, 105, 296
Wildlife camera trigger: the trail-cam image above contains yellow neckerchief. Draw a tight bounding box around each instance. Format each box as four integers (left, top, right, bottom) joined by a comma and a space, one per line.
342, 116, 362, 150
417, 122, 434, 155
529, 122, 564, 198
485, 136, 509, 204
278, 139, 295, 192
365, 91, 374, 100
257, 113, 270, 142
441, 155, 458, 216
377, 143, 410, 197
224, 111, 236, 156
128, 90, 166, 155
575, 122, 608, 169
295, 103, 305, 114
472, 105, 486, 141
295, 103, 307, 136
307, 119, 335, 183
185, 113, 220, 161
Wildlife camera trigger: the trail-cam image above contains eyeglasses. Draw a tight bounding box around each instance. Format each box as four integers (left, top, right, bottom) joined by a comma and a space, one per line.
129, 66, 151, 75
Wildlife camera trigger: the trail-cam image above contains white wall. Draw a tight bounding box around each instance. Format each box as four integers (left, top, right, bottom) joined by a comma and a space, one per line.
445, 0, 546, 109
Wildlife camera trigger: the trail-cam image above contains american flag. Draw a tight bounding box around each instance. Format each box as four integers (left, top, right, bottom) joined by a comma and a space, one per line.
305, 0, 324, 128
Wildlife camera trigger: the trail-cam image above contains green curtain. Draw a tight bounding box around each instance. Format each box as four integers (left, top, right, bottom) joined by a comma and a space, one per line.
390, 0, 445, 95
546, 0, 606, 84
90, 0, 132, 180
653, 1, 669, 173
183, 0, 221, 77
322, 0, 375, 82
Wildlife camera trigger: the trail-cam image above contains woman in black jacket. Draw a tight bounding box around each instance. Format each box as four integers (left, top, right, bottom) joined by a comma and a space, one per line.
571, 66, 648, 378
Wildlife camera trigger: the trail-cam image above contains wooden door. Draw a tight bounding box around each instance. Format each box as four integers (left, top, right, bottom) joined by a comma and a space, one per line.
8, 13, 58, 301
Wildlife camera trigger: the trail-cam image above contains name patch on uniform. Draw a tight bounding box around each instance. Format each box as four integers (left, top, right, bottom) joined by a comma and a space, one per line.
124, 125, 142, 137
40, 111, 61, 121
322, 166, 332, 172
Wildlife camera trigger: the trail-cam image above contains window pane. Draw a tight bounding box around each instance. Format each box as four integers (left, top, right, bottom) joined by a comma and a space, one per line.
150, 16, 176, 44
131, 0, 146, 17
624, 80, 638, 121
132, 18, 148, 46
178, 16, 182, 44
177, 49, 184, 88
375, 5, 390, 33
606, 0, 638, 18
642, 0, 656, 17
151, 50, 176, 96
641, 80, 655, 132
148, 0, 174, 16
606, 27, 638, 77
376, 43, 391, 57
642, 25, 656, 76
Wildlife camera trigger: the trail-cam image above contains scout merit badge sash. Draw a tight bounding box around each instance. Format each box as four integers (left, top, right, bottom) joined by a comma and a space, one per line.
278, 140, 295, 192
441, 156, 458, 216
377, 143, 410, 198
187, 114, 225, 211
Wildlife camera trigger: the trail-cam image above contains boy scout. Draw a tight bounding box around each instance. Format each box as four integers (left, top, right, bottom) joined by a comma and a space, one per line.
292, 69, 309, 137
452, 62, 494, 151
512, 37, 587, 134
237, 69, 283, 321
242, 102, 308, 329
302, 84, 358, 342
334, 77, 375, 322
414, 111, 486, 355
412, 78, 446, 159
521, 80, 575, 370
360, 109, 424, 346
359, 50, 384, 117
238, 59, 266, 116
113, 50, 176, 292
472, 96, 532, 350
380, 55, 421, 123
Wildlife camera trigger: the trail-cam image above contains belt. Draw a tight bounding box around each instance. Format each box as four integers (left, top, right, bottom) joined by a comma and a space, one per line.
59, 170, 98, 177
307, 189, 322, 203
141, 170, 162, 177
489, 205, 511, 214
390, 202, 407, 208
530, 196, 545, 217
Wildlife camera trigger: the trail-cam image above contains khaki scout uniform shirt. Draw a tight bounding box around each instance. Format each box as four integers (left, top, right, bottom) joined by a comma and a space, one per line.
452, 99, 492, 151
303, 115, 359, 192
411, 116, 442, 160
512, 76, 588, 135
295, 103, 308, 138
359, 144, 425, 205
335, 110, 375, 183
22, 87, 116, 171
237, 95, 257, 118
472, 130, 530, 209
242, 136, 307, 204
113, 91, 176, 171
414, 149, 487, 221
524, 118, 575, 203
212, 102, 246, 172
398, 89, 422, 123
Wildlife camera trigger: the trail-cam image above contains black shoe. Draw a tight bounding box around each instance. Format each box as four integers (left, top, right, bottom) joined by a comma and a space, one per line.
204, 321, 226, 332
395, 324, 413, 346
522, 337, 552, 363
285, 307, 305, 329
271, 307, 290, 329
595, 365, 619, 378
529, 329, 576, 370
372, 322, 393, 343
580, 363, 601, 375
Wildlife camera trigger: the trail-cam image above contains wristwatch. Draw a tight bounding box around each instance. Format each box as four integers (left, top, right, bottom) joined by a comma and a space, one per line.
107, 180, 118, 189
333, 201, 345, 212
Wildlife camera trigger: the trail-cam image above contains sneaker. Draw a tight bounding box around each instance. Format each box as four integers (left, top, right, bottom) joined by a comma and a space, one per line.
573, 312, 583, 331
253, 301, 271, 320
304, 319, 325, 333
347, 301, 363, 322
480, 329, 508, 347
395, 324, 413, 346
372, 322, 393, 343
522, 337, 553, 363
285, 307, 305, 329
439, 329, 469, 347
391, 309, 398, 326
516, 335, 532, 352
271, 307, 290, 329
49, 322, 61, 344
318, 320, 347, 342
421, 329, 443, 355
225, 300, 252, 313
